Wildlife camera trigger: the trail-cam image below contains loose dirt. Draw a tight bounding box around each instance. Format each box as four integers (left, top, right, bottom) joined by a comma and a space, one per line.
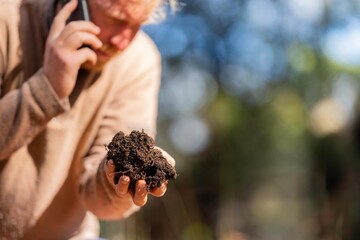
106, 130, 177, 193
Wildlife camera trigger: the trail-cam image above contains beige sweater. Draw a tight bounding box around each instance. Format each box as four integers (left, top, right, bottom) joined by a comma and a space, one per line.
0, 0, 161, 239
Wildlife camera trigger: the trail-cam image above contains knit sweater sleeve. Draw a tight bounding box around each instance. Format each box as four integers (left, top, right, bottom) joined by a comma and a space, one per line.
0, 3, 70, 160
79, 33, 162, 219
0, 70, 70, 160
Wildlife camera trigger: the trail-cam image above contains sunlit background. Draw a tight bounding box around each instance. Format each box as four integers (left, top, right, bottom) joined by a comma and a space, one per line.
101, 0, 360, 239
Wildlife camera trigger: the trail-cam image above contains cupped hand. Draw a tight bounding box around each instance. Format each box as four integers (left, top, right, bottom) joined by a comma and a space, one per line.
105, 160, 168, 207
43, 0, 103, 99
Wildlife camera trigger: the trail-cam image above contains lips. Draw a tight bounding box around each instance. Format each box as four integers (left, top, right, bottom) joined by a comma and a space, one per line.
95, 49, 114, 62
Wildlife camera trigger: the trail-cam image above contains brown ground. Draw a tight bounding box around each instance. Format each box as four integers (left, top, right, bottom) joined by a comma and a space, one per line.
106, 130, 177, 193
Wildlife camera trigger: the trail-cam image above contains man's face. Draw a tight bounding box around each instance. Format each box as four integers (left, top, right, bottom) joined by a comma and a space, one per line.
84, 0, 160, 70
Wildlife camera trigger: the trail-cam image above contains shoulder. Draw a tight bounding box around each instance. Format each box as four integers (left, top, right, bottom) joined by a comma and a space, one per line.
122, 30, 161, 65
0, 0, 21, 7
101, 30, 162, 89
0, 0, 21, 39
131, 31, 160, 53
105, 30, 162, 80
0, 0, 21, 75
0, 0, 21, 19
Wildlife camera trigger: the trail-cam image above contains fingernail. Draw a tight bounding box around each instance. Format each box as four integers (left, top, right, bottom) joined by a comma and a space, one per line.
120, 176, 129, 184
137, 183, 146, 195
137, 184, 144, 192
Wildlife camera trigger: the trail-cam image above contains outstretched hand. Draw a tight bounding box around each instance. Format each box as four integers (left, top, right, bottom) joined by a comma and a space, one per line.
105, 147, 175, 206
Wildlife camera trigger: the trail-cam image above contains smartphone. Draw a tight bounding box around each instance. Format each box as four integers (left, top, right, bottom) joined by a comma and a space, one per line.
61, 0, 90, 22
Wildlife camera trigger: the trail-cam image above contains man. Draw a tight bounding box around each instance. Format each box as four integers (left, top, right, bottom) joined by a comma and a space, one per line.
0, 0, 177, 238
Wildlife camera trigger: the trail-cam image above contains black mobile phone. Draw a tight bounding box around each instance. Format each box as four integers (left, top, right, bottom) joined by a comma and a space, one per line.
61, 0, 90, 22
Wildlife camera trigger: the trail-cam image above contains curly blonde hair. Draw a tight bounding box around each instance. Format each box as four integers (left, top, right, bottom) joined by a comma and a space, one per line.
148, 0, 180, 23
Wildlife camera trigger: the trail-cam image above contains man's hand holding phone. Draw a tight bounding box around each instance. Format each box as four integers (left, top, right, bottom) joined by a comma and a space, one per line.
43, 0, 102, 99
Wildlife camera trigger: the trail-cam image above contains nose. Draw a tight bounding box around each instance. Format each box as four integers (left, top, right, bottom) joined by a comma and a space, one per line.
110, 26, 139, 51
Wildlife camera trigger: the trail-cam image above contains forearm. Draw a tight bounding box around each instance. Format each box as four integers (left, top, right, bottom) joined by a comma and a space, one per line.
0, 69, 69, 160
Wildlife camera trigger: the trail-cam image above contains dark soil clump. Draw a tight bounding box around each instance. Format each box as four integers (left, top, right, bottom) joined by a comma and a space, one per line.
106, 130, 177, 193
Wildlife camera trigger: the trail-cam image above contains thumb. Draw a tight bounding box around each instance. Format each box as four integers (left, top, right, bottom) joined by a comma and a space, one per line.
154, 146, 176, 167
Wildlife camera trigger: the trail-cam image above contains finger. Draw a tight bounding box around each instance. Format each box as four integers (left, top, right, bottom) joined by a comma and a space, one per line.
74, 47, 98, 66
115, 176, 130, 196
149, 182, 167, 197
59, 21, 100, 42
49, 0, 78, 38
154, 146, 176, 167
105, 160, 116, 186
133, 180, 148, 206
64, 31, 103, 50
